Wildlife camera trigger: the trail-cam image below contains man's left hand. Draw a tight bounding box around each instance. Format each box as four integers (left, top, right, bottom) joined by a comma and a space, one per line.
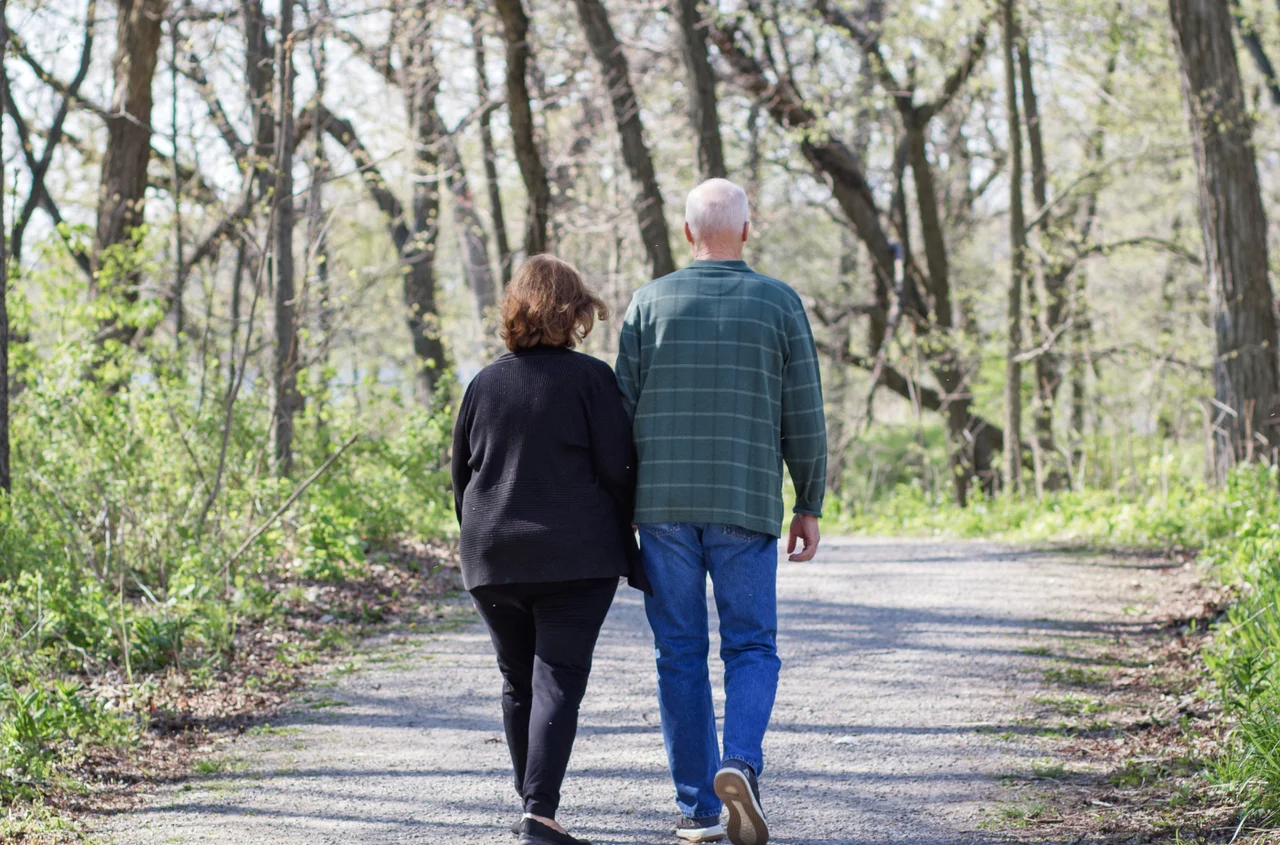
787, 514, 820, 562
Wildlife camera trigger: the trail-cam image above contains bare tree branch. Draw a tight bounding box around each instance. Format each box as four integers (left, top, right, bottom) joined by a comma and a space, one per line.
7, 0, 97, 265
1080, 236, 1203, 266
178, 52, 250, 159
0, 74, 94, 278
921, 14, 992, 120
1230, 0, 1280, 107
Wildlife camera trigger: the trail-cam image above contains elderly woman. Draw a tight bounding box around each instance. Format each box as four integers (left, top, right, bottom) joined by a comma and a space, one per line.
451, 254, 647, 845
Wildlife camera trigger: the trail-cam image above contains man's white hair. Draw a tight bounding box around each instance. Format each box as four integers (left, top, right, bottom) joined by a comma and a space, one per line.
685, 178, 750, 240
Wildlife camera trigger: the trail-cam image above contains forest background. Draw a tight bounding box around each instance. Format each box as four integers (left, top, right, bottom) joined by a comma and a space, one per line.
3, 0, 1280, 839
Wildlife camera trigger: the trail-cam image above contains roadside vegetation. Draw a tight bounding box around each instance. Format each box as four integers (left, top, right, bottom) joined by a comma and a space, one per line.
832, 426, 1280, 835
0, 275, 459, 839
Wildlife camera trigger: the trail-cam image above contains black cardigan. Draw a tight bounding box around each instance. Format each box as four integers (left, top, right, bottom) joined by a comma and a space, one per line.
451, 346, 648, 593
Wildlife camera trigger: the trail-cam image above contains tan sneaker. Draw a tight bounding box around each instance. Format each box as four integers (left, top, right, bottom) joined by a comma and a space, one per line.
713, 760, 768, 845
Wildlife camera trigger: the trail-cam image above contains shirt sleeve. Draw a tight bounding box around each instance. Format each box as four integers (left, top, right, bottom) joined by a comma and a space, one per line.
450, 385, 474, 525
781, 300, 828, 517
586, 372, 638, 523
614, 297, 642, 420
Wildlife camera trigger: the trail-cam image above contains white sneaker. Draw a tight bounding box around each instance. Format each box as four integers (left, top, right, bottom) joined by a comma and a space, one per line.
675, 815, 726, 842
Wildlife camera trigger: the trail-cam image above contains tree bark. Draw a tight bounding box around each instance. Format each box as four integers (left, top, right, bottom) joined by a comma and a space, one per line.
0, 0, 9, 495
1001, 0, 1025, 496
398, 2, 446, 400
1169, 0, 1280, 473
273, 0, 300, 475
306, 31, 333, 440
168, 20, 186, 343
93, 0, 167, 345
674, 0, 725, 179
443, 136, 497, 315
472, 12, 512, 286
238, 0, 273, 352
242, 0, 275, 194
1018, 32, 1067, 491
1068, 268, 1090, 483
494, 0, 551, 258
572, 0, 676, 279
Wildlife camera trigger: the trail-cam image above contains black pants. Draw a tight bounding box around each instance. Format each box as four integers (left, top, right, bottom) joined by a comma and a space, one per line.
471, 577, 618, 819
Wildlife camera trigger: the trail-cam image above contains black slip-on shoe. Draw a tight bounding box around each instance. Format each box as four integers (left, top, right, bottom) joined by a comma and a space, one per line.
512, 817, 524, 836
713, 760, 769, 845
675, 814, 726, 842
517, 817, 592, 845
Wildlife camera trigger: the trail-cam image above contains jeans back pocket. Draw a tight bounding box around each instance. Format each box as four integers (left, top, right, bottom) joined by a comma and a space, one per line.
721, 524, 764, 542
640, 522, 682, 538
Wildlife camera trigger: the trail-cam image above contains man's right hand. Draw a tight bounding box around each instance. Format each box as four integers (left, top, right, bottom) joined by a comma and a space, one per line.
787, 514, 820, 562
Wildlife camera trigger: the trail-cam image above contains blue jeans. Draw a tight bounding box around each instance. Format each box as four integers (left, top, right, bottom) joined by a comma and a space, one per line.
639, 522, 780, 819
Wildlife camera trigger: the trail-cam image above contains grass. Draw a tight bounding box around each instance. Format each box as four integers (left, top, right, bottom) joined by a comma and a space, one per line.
304, 695, 351, 710
1042, 665, 1108, 687
996, 800, 1053, 825
1032, 693, 1111, 716
192, 756, 246, 776
246, 724, 301, 738
1029, 759, 1068, 780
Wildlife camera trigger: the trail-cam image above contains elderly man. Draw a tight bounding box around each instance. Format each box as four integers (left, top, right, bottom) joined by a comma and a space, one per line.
615, 178, 826, 845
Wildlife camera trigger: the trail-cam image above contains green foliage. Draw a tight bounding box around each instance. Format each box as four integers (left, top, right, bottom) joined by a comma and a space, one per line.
0, 245, 457, 811
0, 667, 135, 802
1199, 470, 1280, 820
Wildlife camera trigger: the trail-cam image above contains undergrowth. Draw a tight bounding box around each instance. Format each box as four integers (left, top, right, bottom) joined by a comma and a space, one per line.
0, 251, 457, 832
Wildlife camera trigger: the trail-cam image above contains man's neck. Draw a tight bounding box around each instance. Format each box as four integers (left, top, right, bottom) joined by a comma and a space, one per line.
692, 244, 744, 261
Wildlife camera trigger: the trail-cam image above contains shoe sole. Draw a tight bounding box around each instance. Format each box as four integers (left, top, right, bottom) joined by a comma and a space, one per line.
676, 827, 726, 843
713, 768, 769, 845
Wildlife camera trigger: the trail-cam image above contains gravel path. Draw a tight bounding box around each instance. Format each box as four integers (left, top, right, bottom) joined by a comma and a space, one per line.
95, 538, 1179, 845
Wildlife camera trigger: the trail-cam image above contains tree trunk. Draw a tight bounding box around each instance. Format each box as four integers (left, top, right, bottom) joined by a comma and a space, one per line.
168, 21, 187, 343
240, 0, 274, 385
572, 0, 676, 279
494, 0, 551, 258
443, 137, 497, 315
306, 35, 333, 441
1001, 0, 1026, 496
674, 0, 725, 179
0, 0, 9, 495
472, 12, 512, 286
94, 0, 167, 342
272, 0, 300, 475
1170, 0, 1280, 473
242, 0, 275, 195
1018, 34, 1064, 491
400, 3, 446, 400
1068, 269, 1091, 483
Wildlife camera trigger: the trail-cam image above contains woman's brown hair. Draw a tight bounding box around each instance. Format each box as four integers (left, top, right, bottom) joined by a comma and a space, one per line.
500, 255, 608, 352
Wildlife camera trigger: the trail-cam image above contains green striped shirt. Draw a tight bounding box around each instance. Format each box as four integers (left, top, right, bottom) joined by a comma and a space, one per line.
615, 259, 827, 536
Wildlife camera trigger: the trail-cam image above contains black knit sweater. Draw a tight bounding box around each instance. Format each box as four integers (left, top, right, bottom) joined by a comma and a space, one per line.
451, 345, 648, 593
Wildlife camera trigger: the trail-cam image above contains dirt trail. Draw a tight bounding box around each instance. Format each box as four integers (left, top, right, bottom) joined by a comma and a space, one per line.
94, 538, 1181, 845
